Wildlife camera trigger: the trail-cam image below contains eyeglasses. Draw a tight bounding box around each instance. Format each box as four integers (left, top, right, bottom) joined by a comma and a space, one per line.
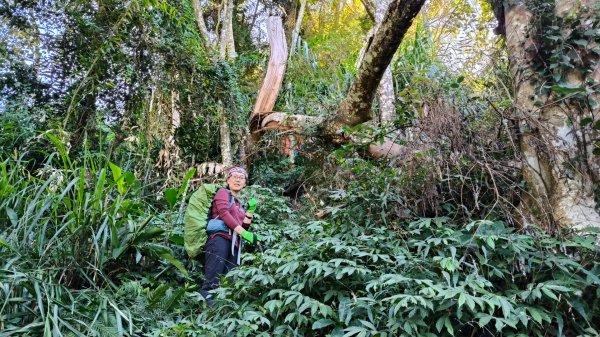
229, 174, 246, 181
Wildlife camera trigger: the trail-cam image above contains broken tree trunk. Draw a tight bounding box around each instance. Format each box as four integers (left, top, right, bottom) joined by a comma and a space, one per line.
250, 13, 288, 131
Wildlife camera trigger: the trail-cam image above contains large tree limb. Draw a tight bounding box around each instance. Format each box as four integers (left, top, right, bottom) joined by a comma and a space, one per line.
324, 0, 425, 140
257, 112, 323, 132
248, 0, 423, 160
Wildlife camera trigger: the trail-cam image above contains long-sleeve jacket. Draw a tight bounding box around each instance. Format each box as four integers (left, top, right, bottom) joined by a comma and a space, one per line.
208, 188, 248, 244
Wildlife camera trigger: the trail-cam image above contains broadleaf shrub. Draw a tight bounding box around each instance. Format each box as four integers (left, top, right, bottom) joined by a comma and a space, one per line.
1, 146, 599, 337
164, 163, 600, 337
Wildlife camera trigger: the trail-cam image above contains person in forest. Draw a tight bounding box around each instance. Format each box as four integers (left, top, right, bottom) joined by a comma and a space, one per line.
201, 166, 261, 306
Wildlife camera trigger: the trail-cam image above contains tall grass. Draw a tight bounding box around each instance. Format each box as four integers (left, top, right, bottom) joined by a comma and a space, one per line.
0, 134, 193, 335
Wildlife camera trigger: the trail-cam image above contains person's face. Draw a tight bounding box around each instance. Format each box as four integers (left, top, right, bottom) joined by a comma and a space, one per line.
227, 173, 247, 192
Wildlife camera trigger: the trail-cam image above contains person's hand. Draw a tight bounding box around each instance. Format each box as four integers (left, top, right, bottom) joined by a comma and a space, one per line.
247, 198, 257, 213
240, 230, 262, 244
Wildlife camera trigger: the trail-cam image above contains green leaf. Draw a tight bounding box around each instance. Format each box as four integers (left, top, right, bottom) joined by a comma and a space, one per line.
169, 235, 184, 245
556, 314, 564, 337
343, 326, 368, 337
312, 319, 335, 330
498, 297, 512, 318
581, 117, 593, 127
132, 227, 165, 245
164, 188, 178, 208
486, 236, 495, 250
528, 307, 543, 325
541, 287, 558, 301
444, 316, 454, 336
359, 319, 377, 331
123, 172, 136, 186
112, 245, 128, 259
109, 162, 125, 194
478, 314, 493, 327
178, 168, 196, 198
495, 318, 505, 332
436, 316, 446, 332
158, 251, 189, 278
6, 207, 18, 226
458, 293, 466, 307
0, 239, 13, 251
550, 85, 585, 94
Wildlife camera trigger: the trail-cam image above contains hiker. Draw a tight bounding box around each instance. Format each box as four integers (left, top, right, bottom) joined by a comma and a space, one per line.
200, 166, 261, 306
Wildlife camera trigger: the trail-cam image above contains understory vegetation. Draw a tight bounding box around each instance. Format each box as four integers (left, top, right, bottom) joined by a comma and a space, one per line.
1, 0, 600, 336
1, 150, 599, 336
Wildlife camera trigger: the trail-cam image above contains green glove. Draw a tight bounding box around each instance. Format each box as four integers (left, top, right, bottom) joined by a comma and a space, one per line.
247, 198, 257, 213
240, 230, 261, 244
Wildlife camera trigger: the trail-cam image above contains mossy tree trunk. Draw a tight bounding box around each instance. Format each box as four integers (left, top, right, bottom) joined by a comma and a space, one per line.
324, 0, 425, 141
491, 0, 600, 229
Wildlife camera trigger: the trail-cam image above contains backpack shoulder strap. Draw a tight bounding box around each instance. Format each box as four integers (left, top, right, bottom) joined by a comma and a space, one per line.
227, 190, 235, 207
210, 188, 236, 220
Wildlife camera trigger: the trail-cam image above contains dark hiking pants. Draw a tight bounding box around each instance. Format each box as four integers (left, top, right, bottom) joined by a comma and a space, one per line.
200, 236, 238, 306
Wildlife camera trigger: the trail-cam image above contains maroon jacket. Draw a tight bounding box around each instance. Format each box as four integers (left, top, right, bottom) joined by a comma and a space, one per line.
208, 188, 248, 244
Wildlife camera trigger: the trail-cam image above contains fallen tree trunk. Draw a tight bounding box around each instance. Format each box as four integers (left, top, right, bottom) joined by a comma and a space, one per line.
250, 0, 424, 148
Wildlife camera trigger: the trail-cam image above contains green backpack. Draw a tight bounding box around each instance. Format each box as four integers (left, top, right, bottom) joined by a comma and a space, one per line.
184, 184, 219, 258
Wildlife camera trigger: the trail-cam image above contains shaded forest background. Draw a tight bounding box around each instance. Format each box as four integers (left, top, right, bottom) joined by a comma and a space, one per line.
0, 0, 599, 336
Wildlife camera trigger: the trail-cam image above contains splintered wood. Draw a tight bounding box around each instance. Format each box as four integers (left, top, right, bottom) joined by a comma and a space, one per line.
251, 15, 288, 130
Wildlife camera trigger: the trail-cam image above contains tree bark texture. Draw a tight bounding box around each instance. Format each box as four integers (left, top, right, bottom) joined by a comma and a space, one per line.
374, 0, 396, 125
192, 0, 214, 47
325, 0, 425, 139
218, 105, 233, 167
250, 14, 288, 128
226, 0, 235, 59
500, 0, 600, 229
290, 0, 307, 55
220, 0, 236, 59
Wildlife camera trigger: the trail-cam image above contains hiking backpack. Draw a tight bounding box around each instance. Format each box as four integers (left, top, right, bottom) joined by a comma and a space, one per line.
184, 184, 219, 258
183, 184, 235, 257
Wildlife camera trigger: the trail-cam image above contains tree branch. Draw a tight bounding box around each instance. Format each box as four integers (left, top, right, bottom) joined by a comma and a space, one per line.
324, 0, 425, 140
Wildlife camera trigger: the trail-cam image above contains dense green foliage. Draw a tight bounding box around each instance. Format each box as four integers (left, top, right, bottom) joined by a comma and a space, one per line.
2, 152, 599, 336
2, 0, 600, 336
